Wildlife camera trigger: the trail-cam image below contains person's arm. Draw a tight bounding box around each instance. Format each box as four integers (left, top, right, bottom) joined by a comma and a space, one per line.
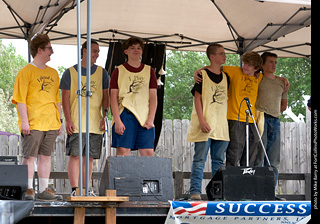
110, 88, 125, 135
280, 99, 288, 113
143, 89, 157, 129
194, 66, 209, 84
277, 76, 290, 93
194, 91, 211, 133
56, 102, 63, 135
61, 89, 74, 135
17, 103, 30, 135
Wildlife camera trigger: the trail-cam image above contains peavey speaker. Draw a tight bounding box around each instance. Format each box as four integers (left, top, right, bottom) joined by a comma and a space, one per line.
0, 165, 28, 200
99, 156, 174, 201
206, 166, 275, 201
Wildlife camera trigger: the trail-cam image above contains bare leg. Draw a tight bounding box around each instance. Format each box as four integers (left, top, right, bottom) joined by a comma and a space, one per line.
82, 157, 94, 187
37, 155, 51, 179
67, 155, 80, 188
139, 148, 154, 156
116, 147, 131, 156
22, 156, 36, 179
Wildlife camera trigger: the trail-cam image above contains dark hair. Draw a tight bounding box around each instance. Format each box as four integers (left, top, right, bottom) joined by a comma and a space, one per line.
122, 37, 144, 51
206, 43, 224, 60
81, 40, 99, 59
30, 34, 51, 58
261, 52, 278, 65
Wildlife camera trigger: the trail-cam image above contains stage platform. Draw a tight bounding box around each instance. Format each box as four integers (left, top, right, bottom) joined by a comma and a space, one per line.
15, 199, 312, 224
17, 200, 170, 224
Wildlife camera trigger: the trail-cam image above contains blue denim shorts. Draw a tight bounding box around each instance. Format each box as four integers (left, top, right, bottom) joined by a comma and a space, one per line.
111, 108, 155, 150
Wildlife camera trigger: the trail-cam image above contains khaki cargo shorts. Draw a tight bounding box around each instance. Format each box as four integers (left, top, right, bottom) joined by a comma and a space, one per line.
21, 130, 59, 158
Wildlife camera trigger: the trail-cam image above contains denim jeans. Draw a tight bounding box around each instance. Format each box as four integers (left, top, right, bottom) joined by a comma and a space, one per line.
189, 139, 229, 195
254, 113, 281, 186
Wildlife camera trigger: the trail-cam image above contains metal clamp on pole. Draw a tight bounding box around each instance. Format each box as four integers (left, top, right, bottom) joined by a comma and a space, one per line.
86, 91, 92, 97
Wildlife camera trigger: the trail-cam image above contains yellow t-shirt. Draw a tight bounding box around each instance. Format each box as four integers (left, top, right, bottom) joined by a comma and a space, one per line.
187, 70, 229, 142
12, 63, 61, 132
69, 66, 104, 134
223, 66, 263, 123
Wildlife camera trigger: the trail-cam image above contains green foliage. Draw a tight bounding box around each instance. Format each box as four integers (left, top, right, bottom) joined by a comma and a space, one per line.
0, 40, 28, 134
276, 57, 311, 122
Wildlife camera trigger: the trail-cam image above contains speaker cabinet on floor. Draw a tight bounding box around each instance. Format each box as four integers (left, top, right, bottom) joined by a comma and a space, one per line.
99, 156, 174, 201
0, 165, 28, 200
206, 166, 275, 201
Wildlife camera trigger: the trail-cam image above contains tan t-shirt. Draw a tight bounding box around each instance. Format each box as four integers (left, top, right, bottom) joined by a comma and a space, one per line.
255, 75, 288, 118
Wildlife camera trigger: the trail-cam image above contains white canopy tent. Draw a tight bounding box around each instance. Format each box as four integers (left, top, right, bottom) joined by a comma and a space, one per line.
0, 0, 311, 196
0, 0, 311, 57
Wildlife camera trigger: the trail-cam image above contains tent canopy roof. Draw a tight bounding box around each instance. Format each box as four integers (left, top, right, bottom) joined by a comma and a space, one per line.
0, 0, 311, 57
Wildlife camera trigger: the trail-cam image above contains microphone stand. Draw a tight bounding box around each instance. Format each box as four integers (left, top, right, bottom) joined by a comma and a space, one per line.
244, 98, 272, 169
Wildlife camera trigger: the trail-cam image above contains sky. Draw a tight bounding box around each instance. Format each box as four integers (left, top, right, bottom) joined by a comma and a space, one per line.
2, 38, 109, 72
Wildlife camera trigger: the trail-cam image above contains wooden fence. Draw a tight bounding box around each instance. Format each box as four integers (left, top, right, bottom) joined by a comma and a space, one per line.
0, 109, 311, 197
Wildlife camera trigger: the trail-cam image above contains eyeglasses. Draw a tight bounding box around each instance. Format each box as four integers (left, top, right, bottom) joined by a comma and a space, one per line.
44, 47, 53, 51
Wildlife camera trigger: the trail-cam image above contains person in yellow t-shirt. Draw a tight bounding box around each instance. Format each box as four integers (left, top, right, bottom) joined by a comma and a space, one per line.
12, 34, 63, 201
195, 52, 263, 167
187, 43, 230, 201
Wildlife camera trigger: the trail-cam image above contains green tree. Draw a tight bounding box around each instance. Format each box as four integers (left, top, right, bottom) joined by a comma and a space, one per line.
276, 57, 311, 122
0, 40, 28, 134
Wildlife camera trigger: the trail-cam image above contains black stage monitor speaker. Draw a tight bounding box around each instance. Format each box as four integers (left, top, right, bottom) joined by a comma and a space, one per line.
206, 166, 275, 201
99, 156, 174, 201
0, 165, 28, 200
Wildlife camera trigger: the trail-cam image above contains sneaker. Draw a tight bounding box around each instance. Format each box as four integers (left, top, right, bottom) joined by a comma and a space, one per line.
25, 188, 35, 200
37, 187, 63, 201
190, 193, 201, 201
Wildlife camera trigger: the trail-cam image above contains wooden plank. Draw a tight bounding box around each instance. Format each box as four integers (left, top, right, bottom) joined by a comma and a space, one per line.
67, 196, 129, 202
73, 207, 85, 224
105, 190, 117, 224
173, 119, 182, 171
8, 135, 18, 156
0, 135, 9, 155
164, 120, 173, 158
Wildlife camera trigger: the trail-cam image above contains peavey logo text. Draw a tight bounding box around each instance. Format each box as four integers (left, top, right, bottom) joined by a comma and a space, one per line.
241, 167, 256, 175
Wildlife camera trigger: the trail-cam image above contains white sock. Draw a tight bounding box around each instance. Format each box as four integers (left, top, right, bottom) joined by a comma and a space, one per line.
28, 178, 33, 189
39, 178, 49, 193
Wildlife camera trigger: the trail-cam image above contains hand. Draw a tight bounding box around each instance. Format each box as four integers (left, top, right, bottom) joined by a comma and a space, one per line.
21, 121, 30, 135
115, 120, 125, 135
194, 70, 202, 84
143, 119, 154, 130
65, 120, 75, 135
200, 120, 211, 133
100, 118, 105, 131
283, 78, 290, 92
58, 125, 63, 136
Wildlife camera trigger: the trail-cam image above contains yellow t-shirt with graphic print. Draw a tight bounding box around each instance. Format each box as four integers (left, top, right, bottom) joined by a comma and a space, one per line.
12, 63, 61, 132
222, 66, 263, 123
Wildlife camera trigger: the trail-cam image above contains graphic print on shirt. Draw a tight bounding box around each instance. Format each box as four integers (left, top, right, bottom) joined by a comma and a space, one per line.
80, 81, 97, 97
38, 76, 54, 93
241, 76, 255, 93
127, 76, 145, 93
210, 85, 227, 105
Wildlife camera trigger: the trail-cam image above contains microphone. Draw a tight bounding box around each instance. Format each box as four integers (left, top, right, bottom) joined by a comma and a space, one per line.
244, 97, 253, 116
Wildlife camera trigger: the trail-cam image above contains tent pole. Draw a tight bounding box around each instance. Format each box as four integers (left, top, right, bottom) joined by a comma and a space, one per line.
85, 0, 91, 196
76, 0, 83, 196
